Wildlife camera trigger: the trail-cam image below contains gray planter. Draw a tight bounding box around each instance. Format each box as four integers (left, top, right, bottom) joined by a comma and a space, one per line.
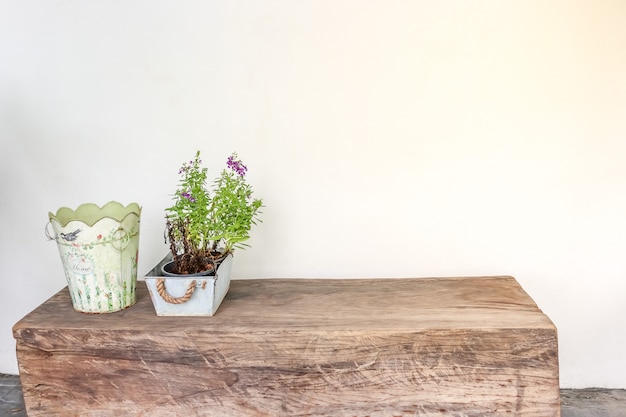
144, 253, 232, 316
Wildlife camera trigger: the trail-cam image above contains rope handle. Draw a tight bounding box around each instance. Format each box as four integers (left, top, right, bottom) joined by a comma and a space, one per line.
156, 278, 196, 304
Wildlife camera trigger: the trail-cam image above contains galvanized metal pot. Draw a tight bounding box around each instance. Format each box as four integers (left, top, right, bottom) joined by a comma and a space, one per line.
145, 253, 232, 316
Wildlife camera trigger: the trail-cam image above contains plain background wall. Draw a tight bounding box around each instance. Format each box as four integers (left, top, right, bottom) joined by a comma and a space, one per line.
1, 0, 625, 388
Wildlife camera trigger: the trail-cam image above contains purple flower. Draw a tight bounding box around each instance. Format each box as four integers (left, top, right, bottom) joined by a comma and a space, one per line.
227, 153, 248, 177
182, 191, 196, 202
178, 162, 191, 175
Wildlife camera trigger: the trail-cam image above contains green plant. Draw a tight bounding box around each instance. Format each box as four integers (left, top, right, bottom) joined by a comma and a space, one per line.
208, 152, 264, 253
165, 151, 263, 274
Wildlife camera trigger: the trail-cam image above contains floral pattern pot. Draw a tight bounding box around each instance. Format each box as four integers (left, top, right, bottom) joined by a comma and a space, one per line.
47, 201, 141, 313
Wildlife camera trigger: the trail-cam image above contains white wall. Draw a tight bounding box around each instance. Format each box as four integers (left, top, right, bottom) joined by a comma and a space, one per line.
1, 0, 625, 388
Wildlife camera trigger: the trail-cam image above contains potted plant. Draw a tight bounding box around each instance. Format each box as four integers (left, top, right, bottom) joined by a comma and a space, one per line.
145, 151, 263, 316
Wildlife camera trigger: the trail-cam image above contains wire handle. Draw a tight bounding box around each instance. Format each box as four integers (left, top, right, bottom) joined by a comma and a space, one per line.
110, 228, 130, 251
44, 222, 55, 241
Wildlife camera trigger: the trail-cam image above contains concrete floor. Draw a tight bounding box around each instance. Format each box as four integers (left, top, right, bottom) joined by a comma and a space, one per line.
1, 374, 24, 416
560, 389, 626, 417
2, 374, 625, 416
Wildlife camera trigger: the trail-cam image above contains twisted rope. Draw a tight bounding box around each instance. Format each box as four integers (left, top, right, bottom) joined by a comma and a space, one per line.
155, 278, 196, 304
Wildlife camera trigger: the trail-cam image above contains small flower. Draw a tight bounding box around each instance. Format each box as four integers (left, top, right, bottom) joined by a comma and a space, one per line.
97, 234, 102, 240
227, 153, 248, 177
182, 191, 196, 202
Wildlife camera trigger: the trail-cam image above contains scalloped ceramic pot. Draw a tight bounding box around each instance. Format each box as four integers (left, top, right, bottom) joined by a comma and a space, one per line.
47, 201, 141, 313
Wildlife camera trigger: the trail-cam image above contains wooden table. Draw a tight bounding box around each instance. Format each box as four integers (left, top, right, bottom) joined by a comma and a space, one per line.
13, 276, 560, 416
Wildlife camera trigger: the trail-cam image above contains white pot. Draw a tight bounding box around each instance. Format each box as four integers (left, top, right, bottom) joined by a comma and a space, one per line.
144, 253, 232, 316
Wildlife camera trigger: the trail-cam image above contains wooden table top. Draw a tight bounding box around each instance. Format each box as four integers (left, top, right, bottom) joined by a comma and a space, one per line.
14, 276, 555, 336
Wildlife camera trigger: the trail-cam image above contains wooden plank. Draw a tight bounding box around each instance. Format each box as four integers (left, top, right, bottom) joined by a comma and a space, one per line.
13, 276, 560, 416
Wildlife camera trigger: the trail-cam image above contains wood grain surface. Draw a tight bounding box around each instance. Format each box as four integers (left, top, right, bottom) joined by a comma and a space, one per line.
13, 276, 560, 416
